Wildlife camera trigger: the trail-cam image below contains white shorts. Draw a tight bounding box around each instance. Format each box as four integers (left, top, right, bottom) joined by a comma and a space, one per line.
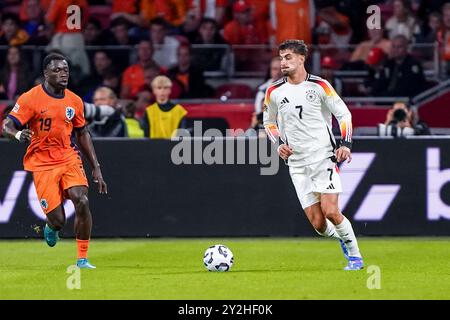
289, 157, 342, 209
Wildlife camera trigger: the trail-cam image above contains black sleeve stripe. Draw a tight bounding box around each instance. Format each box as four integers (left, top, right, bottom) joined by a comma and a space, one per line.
326, 126, 336, 151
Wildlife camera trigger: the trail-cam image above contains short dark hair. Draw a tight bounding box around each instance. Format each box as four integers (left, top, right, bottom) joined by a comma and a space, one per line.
110, 16, 130, 29
200, 17, 218, 28
87, 17, 102, 30
150, 17, 169, 29
278, 39, 308, 57
42, 53, 67, 72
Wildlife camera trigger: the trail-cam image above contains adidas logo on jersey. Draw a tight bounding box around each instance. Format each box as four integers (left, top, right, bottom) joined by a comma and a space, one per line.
326, 183, 335, 190
280, 97, 289, 105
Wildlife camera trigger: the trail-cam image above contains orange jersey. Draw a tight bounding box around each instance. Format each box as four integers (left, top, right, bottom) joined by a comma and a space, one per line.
46, 0, 88, 33
270, 0, 314, 45
8, 84, 85, 172
141, 0, 191, 27
121, 64, 146, 99
112, 0, 139, 14
248, 0, 271, 44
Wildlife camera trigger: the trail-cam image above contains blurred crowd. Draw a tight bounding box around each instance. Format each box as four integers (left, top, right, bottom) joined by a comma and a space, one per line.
0, 0, 448, 138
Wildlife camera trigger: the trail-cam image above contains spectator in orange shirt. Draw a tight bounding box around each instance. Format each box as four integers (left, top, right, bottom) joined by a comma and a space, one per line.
269, 0, 314, 46
138, 62, 183, 101
223, 0, 263, 45
167, 44, 213, 98
247, 0, 270, 44
109, 0, 146, 28
45, 0, 90, 81
141, 0, 192, 28
120, 40, 161, 99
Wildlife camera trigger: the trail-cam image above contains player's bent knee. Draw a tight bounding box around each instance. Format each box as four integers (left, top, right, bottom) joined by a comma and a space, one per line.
310, 215, 326, 231
74, 195, 89, 211
324, 210, 342, 224
321, 202, 338, 215
47, 207, 66, 229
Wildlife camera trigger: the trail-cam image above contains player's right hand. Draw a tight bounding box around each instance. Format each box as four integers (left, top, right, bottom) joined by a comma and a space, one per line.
19, 129, 33, 143
277, 144, 293, 160
92, 166, 108, 194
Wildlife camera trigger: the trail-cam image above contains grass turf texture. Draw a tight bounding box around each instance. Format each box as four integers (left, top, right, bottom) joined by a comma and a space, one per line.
0, 238, 449, 299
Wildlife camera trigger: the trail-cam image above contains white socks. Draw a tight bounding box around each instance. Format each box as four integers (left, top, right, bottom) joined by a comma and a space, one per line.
316, 219, 341, 240
335, 216, 362, 258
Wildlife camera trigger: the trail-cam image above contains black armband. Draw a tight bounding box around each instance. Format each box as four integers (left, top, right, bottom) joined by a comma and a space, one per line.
74, 125, 86, 132
340, 140, 352, 150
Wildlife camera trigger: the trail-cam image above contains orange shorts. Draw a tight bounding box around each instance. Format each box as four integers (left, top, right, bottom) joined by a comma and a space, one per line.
32, 161, 89, 214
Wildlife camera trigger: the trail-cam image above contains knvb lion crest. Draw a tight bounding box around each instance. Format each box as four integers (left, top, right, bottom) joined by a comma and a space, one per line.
40, 199, 48, 210
66, 107, 75, 121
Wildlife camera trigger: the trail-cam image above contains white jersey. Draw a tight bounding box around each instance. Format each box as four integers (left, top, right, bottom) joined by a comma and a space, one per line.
263, 74, 352, 167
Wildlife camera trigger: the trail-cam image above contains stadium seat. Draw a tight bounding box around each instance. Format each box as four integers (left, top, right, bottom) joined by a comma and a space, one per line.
2, 5, 20, 15
378, 3, 394, 21
214, 83, 254, 99
0, 103, 9, 136
0, 103, 8, 117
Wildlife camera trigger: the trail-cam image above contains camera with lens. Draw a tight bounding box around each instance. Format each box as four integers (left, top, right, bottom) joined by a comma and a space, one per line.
378, 109, 415, 137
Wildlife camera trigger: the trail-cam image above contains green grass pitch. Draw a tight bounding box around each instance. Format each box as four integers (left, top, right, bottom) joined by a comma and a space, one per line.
0, 238, 449, 300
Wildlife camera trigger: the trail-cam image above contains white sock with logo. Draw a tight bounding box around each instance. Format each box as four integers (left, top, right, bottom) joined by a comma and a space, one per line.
335, 216, 362, 258
316, 219, 341, 240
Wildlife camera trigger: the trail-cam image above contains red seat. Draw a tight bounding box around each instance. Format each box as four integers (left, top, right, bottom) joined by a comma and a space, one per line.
214, 83, 254, 99
0, 103, 9, 136
2, 5, 20, 15
0, 103, 8, 116
89, 5, 112, 29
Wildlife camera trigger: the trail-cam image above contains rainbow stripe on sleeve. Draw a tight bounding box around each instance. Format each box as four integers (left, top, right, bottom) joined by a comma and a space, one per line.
340, 121, 352, 143
264, 124, 280, 144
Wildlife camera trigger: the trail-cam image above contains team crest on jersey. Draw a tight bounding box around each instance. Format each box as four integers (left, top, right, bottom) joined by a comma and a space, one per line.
306, 90, 319, 103
263, 104, 268, 112
65, 107, 75, 121
40, 199, 48, 210
12, 103, 20, 113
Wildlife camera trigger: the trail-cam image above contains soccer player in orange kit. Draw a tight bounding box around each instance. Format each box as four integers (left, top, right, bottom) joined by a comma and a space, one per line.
2, 53, 107, 269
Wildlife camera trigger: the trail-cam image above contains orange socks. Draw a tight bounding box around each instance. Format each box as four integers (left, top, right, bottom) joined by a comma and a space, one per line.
77, 239, 90, 259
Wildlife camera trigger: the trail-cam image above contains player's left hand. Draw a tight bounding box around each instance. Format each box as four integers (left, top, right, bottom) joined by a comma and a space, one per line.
335, 146, 352, 163
92, 166, 108, 194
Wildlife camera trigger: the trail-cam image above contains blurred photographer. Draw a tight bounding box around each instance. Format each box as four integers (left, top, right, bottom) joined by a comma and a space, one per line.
378, 101, 431, 137
84, 101, 115, 125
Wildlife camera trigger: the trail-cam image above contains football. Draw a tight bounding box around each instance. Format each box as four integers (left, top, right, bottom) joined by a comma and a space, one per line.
203, 244, 234, 272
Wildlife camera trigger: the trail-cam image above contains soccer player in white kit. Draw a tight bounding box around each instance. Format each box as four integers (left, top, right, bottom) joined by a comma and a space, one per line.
263, 40, 363, 270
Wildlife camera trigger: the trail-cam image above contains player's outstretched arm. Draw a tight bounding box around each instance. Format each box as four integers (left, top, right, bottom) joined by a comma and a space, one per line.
74, 126, 108, 194
2, 117, 33, 143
